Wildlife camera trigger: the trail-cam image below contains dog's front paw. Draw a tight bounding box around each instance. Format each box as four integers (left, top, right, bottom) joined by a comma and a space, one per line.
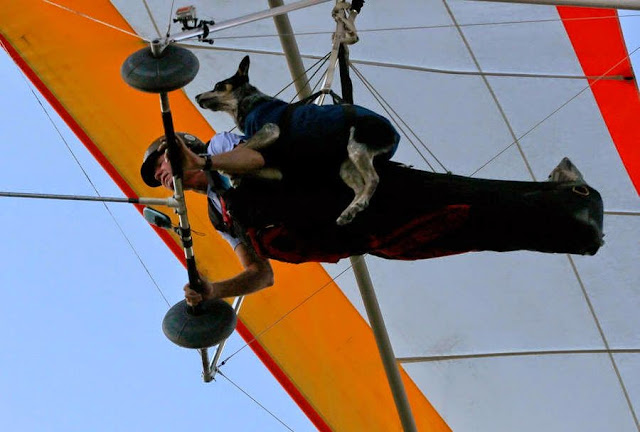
261, 123, 280, 140
245, 123, 281, 151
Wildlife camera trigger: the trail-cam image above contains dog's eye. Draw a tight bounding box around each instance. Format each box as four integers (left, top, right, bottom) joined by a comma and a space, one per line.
214, 83, 226, 92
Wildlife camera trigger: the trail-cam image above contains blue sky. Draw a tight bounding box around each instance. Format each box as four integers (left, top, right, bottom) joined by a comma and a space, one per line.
2, 7, 640, 432
0, 38, 316, 432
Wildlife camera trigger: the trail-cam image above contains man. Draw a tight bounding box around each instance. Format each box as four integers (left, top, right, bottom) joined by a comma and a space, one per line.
142, 132, 604, 305
140, 131, 274, 306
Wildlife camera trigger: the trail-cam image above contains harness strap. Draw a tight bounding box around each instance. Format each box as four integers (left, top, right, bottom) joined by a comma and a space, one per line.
206, 171, 234, 234
277, 90, 356, 140
342, 104, 356, 130
278, 89, 348, 133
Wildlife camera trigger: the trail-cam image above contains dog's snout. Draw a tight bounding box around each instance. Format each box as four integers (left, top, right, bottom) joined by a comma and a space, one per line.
195, 93, 209, 108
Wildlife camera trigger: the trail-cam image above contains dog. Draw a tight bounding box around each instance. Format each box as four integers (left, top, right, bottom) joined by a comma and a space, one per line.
195, 56, 399, 225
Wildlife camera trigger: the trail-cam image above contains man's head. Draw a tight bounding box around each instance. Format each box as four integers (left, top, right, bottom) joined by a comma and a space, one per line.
140, 132, 208, 189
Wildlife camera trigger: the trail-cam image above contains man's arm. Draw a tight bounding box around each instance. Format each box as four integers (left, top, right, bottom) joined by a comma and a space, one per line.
184, 243, 274, 305
177, 135, 265, 174
208, 146, 266, 174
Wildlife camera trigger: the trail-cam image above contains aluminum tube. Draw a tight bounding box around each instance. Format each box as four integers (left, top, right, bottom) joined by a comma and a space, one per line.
138, 197, 180, 207
315, 55, 339, 105
200, 348, 213, 382
268, 0, 313, 99
318, 4, 417, 430
350, 256, 418, 432
158, 93, 198, 276
171, 0, 332, 43
470, 0, 640, 10
265, 2, 418, 428
0, 191, 178, 207
209, 296, 245, 380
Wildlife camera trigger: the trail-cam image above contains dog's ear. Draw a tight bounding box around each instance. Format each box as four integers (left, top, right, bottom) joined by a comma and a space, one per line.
238, 56, 250, 78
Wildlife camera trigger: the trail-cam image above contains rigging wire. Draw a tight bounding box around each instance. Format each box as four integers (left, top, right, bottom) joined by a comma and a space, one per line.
210, 13, 640, 41
349, 64, 442, 172
142, 0, 163, 39
40, 0, 148, 41
286, 53, 331, 103
5, 52, 171, 308
470, 44, 640, 177
218, 264, 354, 367
217, 370, 295, 432
280, 53, 331, 101
308, 63, 330, 95
165, 0, 177, 37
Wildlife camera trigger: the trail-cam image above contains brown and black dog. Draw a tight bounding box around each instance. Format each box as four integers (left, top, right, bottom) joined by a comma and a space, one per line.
195, 56, 399, 226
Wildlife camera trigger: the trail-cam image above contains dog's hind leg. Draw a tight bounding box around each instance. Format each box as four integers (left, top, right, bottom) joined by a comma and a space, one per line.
338, 159, 365, 223
336, 127, 387, 225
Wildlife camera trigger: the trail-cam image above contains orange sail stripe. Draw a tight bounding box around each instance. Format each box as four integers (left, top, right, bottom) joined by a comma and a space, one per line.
558, 7, 640, 194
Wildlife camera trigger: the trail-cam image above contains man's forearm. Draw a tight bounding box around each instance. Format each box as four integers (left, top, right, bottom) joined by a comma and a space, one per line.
200, 147, 265, 174
210, 264, 274, 299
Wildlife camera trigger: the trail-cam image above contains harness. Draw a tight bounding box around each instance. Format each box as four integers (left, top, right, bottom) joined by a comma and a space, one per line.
206, 171, 234, 236
277, 90, 356, 136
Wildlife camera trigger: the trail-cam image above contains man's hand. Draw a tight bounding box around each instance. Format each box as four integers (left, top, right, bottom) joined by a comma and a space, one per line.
183, 278, 216, 306
174, 134, 205, 172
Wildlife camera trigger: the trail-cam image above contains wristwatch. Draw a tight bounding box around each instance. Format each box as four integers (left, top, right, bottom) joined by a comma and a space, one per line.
201, 154, 212, 171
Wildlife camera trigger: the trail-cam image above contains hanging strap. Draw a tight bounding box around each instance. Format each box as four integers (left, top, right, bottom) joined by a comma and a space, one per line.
205, 171, 234, 234
278, 89, 347, 133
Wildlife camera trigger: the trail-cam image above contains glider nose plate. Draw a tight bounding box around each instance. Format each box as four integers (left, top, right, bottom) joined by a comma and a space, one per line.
162, 299, 237, 349
121, 44, 199, 93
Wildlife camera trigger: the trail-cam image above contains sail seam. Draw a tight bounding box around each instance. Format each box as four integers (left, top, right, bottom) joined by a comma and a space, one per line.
567, 254, 640, 430
179, 42, 624, 80
441, 0, 537, 180
208, 14, 640, 40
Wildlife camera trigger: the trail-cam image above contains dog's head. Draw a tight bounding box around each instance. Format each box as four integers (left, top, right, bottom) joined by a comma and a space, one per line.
195, 56, 251, 115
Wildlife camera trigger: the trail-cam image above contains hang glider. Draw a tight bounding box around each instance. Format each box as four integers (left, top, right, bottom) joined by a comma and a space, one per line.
1, 1, 639, 431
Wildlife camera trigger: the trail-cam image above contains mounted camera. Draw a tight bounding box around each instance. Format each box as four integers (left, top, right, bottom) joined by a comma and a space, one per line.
173, 5, 215, 44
